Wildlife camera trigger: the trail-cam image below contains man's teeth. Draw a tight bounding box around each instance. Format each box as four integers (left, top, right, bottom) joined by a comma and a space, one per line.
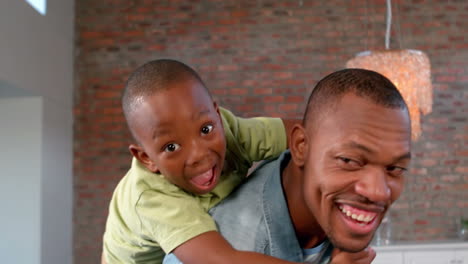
339, 205, 375, 223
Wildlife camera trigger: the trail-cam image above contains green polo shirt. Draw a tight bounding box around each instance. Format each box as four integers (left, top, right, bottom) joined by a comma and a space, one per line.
103, 107, 287, 264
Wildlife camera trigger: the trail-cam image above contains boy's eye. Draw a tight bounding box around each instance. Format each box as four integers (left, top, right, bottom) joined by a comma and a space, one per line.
164, 143, 180, 153
386, 165, 407, 177
201, 124, 214, 135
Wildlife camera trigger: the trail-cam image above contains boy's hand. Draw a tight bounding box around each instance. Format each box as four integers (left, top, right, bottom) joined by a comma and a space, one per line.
101, 252, 107, 264
329, 247, 376, 264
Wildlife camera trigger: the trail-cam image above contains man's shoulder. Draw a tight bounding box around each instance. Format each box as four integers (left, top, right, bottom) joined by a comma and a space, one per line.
209, 153, 280, 224
209, 155, 283, 227
208, 152, 293, 255
217, 156, 280, 203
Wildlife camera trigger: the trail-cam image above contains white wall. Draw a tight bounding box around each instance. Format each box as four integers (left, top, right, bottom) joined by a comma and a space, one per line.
0, 97, 42, 264
0, 0, 74, 103
0, 0, 74, 263
40, 96, 73, 264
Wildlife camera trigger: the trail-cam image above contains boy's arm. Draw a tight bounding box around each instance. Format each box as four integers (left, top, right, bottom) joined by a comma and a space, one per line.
101, 252, 107, 264
172, 231, 300, 264
221, 107, 299, 162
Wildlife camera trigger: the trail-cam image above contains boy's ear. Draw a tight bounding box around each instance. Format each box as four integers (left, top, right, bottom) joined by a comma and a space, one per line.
213, 101, 220, 115
129, 144, 159, 173
290, 124, 307, 168
213, 101, 224, 127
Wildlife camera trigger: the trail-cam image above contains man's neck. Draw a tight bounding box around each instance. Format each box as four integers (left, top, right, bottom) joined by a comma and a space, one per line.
281, 160, 327, 249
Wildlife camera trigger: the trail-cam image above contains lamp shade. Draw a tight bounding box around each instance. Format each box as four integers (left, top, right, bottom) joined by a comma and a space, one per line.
346, 49, 433, 140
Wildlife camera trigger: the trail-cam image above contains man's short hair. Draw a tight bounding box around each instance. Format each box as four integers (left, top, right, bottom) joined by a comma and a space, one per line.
122, 59, 207, 124
303, 68, 408, 127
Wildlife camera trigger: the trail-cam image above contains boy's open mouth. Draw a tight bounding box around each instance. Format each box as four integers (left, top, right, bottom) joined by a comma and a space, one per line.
190, 166, 217, 190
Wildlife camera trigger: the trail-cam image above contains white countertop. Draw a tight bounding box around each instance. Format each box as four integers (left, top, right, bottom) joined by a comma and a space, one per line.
374, 241, 468, 251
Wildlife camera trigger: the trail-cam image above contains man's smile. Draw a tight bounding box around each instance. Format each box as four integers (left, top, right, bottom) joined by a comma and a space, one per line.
336, 203, 381, 235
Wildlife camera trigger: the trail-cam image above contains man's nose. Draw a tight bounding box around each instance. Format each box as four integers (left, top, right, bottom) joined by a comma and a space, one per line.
186, 139, 209, 167
355, 166, 391, 203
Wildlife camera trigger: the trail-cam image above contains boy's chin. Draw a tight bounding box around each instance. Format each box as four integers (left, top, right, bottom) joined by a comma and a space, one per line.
190, 183, 217, 195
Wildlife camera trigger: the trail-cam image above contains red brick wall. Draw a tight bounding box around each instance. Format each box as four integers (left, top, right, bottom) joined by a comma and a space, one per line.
74, 0, 468, 262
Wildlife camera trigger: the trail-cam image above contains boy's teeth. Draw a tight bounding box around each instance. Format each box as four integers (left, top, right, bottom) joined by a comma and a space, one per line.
339, 205, 376, 223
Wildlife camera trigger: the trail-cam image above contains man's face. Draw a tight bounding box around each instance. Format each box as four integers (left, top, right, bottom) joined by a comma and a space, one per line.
301, 93, 411, 252
130, 79, 226, 195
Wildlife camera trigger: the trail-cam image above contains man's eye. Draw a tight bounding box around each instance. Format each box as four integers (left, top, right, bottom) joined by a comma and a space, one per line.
386, 165, 407, 176
201, 124, 214, 135
337, 157, 362, 169
339, 157, 351, 163
164, 143, 180, 152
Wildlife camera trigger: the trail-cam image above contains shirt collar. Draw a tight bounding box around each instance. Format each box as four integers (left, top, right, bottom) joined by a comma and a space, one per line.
261, 150, 304, 262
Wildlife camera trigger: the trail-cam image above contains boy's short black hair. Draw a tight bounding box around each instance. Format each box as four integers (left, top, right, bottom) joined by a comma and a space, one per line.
122, 59, 208, 126
303, 68, 409, 127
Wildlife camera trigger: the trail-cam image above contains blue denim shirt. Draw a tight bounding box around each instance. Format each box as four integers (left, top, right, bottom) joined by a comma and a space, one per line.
164, 151, 332, 264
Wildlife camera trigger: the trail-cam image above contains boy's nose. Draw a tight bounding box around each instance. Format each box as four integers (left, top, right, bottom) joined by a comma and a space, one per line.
355, 167, 391, 203
186, 140, 209, 167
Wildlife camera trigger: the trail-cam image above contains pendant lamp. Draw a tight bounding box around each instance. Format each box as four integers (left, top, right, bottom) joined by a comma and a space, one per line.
346, 0, 432, 140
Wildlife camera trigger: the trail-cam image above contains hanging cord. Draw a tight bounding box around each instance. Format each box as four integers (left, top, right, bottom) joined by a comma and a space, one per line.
385, 0, 392, 49
395, 0, 403, 49
365, 0, 369, 51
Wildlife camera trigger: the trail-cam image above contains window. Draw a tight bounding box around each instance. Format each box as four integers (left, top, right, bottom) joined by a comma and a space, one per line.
25, 0, 46, 15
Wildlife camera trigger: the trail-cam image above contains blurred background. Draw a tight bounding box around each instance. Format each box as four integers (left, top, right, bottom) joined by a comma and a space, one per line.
0, 0, 466, 263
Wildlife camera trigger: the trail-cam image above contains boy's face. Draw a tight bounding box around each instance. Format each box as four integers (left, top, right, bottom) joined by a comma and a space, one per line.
130, 78, 226, 195
296, 93, 411, 252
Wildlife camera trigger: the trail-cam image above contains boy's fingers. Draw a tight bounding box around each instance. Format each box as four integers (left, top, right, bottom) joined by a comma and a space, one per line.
352, 247, 376, 264
331, 248, 341, 258
367, 247, 376, 261
351, 247, 374, 257
330, 247, 376, 264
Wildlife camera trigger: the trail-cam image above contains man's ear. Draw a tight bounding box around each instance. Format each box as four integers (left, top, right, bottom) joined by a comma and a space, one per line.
290, 124, 307, 168
129, 144, 159, 173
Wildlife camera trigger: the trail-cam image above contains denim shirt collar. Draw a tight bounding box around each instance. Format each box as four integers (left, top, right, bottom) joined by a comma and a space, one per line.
261, 151, 305, 262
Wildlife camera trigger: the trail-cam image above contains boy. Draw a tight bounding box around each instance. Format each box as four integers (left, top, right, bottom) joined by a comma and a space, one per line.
102, 59, 299, 264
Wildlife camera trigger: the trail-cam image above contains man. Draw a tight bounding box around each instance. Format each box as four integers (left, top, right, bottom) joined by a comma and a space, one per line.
164, 68, 412, 264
